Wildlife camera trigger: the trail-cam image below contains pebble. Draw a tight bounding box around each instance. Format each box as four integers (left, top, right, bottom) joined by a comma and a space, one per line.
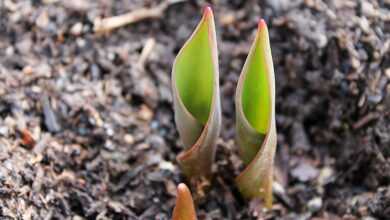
316, 34, 328, 48
307, 197, 322, 212
36, 11, 49, 29
220, 13, 235, 26
104, 140, 115, 151
136, 143, 150, 151
20, 128, 36, 149
0, 126, 9, 136
22, 66, 33, 75
385, 68, 390, 79
291, 162, 319, 182
318, 166, 334, 186
138, 105, 153, 121
42, 96, 61, 133
70, 22, 83, 36
104, 124, 114, 136
148, 135, 164, 148
159, 161, 175, 172
362, 217, 378, 220
76, 38, 86, 48
5, 46, 14, 56
90, 64, 101, 80
150, 121, 159, 130
361, 2, 378, 17
124, 134, 134, 144
357, 17, 370, 34
72, 216, 84, 220
367, 94, 382, 104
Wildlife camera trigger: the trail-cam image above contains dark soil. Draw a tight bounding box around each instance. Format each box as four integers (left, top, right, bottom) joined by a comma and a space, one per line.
0, 0, 389, 219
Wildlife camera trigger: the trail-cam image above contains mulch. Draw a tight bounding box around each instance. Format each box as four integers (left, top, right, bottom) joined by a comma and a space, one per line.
0, 0, 389, 219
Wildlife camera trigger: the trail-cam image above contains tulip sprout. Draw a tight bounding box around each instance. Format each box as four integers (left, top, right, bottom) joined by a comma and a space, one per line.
171, 7, 277, 209
235, 20, 277, 208
172, 183, 197, 220
171, 7, 221, 179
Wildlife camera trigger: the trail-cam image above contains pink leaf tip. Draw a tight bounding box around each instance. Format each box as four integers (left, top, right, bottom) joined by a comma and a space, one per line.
203, 6, 213, 18
177, 183, 187, 192
258, 19, 267, 30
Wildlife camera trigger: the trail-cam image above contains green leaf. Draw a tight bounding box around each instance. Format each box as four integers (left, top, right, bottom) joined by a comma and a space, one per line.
174, 13, 214, 125
235, 20, 277, 208
171, 7, 221, 179
241, 31, 271, 135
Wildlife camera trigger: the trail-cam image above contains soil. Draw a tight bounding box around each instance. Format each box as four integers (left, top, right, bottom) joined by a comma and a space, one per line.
0, 0, 389, 219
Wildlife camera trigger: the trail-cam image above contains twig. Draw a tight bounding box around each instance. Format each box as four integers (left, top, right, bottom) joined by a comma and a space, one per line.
94, 0, 186, 33
352, 111, 389, 130
137, 38, 156, 69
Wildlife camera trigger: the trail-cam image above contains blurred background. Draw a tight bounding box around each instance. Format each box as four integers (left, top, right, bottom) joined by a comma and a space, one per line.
0, 0, 389, 219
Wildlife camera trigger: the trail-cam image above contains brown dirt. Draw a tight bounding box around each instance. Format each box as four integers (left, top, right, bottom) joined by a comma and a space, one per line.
0, 0, 389, 219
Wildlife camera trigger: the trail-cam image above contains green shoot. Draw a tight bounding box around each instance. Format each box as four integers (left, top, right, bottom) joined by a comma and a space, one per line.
171, 7, 221, 179
235, 19, 277, 208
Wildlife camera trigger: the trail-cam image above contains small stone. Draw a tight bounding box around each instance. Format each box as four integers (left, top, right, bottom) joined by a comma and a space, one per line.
367, 94, 382, 104
62, 0, 90, 11
148, 135, 164, 148
72, 216, 84, 220
70, 22, 83, 36
16, 38, 32, 55
124, 134, 134, 144
42, 96, 61, 133
351, 57, 361, 69
138, 105, 153, 121
159, 160, 175, 172
150, 121, 159, 129
385, 68, 390, 79
22, 66, 33, 75
107, 52, 115, 61
0, 126, 9, 136
90, 64, 101, 80
136, 143, 150, 151
272, 181, 286, 195
291, 162, 319, 182
318, 166, 334, 186
104, 140, 115, 151
20, 128, 36, 149
5, 46, 14, 56
317, 34, 328, 48
308, 197, 322, 212
36, 11, 49, 29
220, 13, 235, 26
358, 17, 370, 34
146, 154, 161, 166
31, 86, 42, 93
104, 124, 114, 136
361, 2, 377, 17
35, 63, 52, 77
76, 38, 86, 48
362, 217, 378, 220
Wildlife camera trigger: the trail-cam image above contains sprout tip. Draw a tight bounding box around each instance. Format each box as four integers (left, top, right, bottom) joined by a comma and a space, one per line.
258, 19, 267, 30
203, 6, 213, 18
